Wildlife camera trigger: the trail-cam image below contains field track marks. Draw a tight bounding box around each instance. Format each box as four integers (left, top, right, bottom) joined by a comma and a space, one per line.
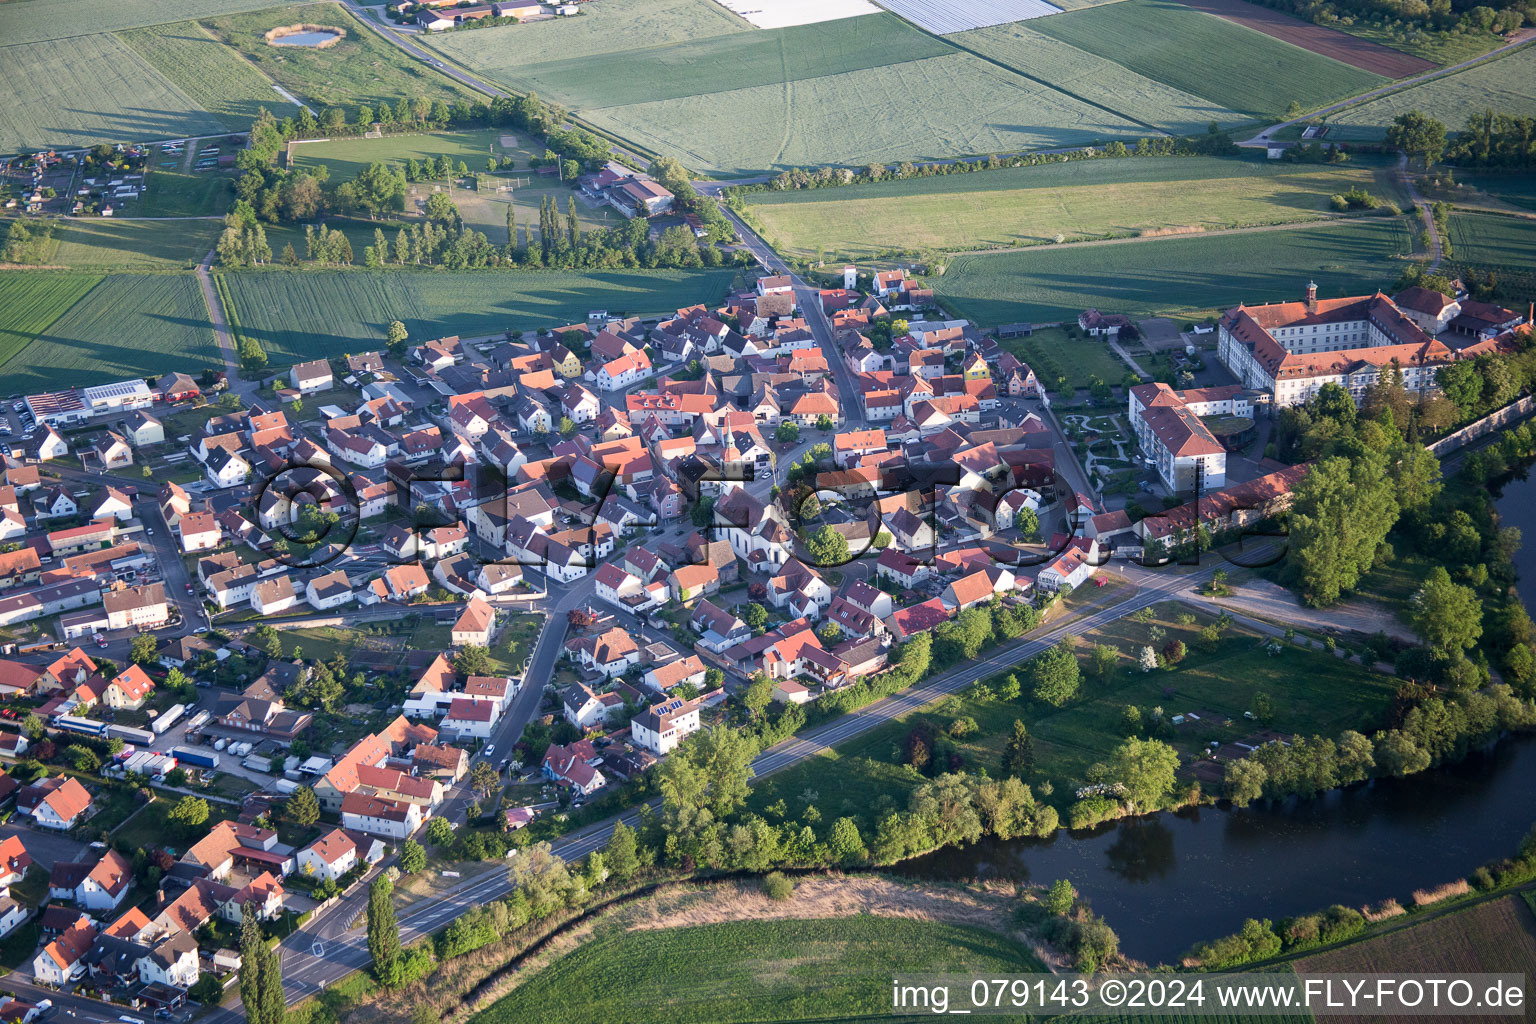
772, 39, 796, 169
1175, 0, 1435, 76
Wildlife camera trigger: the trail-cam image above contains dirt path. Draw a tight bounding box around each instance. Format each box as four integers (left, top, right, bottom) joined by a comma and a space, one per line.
1185, 576, 1413, 642
195, 250, 243, 387
1400, 154, 1443, 270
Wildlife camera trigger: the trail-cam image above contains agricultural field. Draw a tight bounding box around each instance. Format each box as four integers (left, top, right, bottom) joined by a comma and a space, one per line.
1175, 0, 1435, 76
1296, 895, 1536, 1019
0, 33, 226, 152
1030, 0, 1386, 117
951, 22, 1247, 134
218, 269, 736, 365
934, 216, 1415, 325
202, 3, 474, 113
747, 602, 1400, 818
44, 218, 221, 270
465, 14, 952, 111
583, 55, 1144, 177
1446, 211, 1536, 273
141, 161, 238, 219
0, 274, 103, 371
1455, 171, 1536, 213
420, 0, 750, 69
0, 0, 281, 46
1326, 46, 1536, 140
0, 274, 221, 394
121, 21, 298, 132
740, 155, 1407, 260
475, 916, 1042, 1024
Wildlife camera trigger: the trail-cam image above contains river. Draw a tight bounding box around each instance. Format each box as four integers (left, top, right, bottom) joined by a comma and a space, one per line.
898, 734, 1536, 965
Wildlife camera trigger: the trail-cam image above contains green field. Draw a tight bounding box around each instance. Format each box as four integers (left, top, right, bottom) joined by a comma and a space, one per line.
0, 33, 226, 152
1457, 171, 1536, 212
474, 916, 1042, 1024
203, 3, 474, 112
1004, 326, 1130, 388
421, 0, 750, 68
0, 0, 282, 45
951, 22, 1247, 134
935, 216, 1415, 324
0, 274, 103, 369
1030, 0, 1385, 118
141, 161, 238, 219
1446, 211, 1536, 272
45, 218, 222, 270
583, 54, 1144, 177
218, 268, 735, 365
0, 273, 221, 393
1327, 45, 1536, 140
290, 129, 509, 181
122, 21, 298, 132
458, 14, 953, 111
742, 155, 1407, 260
748, 602, 1399, 820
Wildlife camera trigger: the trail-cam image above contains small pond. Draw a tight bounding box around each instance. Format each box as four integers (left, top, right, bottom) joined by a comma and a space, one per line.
271, 30, 341, 46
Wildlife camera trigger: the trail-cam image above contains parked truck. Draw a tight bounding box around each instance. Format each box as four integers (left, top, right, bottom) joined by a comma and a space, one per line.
106, 724, 155, 746
171, 746, 220, 769
151, 703, 186, 735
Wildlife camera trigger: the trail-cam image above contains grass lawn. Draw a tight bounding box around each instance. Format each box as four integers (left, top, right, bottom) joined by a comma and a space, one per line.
749, 601, 1400, 825
272, 625, 363, 664
741, 154, 1407, 261
1030, 0, 1385, 118
1446, 210, 1536, 273
290, 129, 513, 181
202, 2, 475, 112
113, 796, 236, 854
501, 612, 542, 674
1296, 894, 1536, 976
1002, 327, 1129, 388
0, 922, 41, 972
935, 216, 1415, 325
1327, 44, 1536, 141
45, 217, 222, 270
121, 19, 300, 132
580, 54, 1144, 177
0, 32, 225, 152
950, 21, 1246, 134
421, 0, 750, 70
218, 268, 736, 366
0, 272, 103, 369
1346, 547, 1437, 622
473, 916, 1042, 1024
0, 273, 222, 394
141, 161, 239, 219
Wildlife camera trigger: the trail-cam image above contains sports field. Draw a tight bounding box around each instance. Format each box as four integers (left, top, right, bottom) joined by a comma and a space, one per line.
466, 14, 952, 111
0, 273, 221, 394
583, 55, 1143, 177
290, 130, 512, 181
1446, 211, 1536, 272
122, 21, 296, 133
934, 216, 1414, 324
1326, 45, 1536, 140
1030, 0, 1386, 117
741, 156, 1406, 260
203, 3, 474, 112
952, 23, 1248, 134
421, 0, 749, 68
0, 33, 226, 152
218, 269, 737, 364
474, 916, 1042, 1024
0, 0, 280, 45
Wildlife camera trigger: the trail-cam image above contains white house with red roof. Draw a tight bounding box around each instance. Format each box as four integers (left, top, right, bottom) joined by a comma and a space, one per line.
297, 828, 357, 882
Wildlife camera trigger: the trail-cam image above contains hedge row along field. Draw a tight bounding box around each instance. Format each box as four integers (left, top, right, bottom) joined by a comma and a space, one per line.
951, 22, 1248, 134
0, 273, 221, 394
122, 21, 296, 132
934, 216, 1414, 325
582, 55, 1144, 177
218, 269, 737, 366
0, 33, 226, 153
473, 917, 1043, 1024
0, 274, 104, 372
741, 154, 1408, 261
0, 0, 279, 45
1327, 45, 1536, 140
1030, 0, 1386, 117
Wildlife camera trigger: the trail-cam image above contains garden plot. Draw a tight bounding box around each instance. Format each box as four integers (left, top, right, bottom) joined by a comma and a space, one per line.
880, 0, 1062, 33
710, 0, 880, 28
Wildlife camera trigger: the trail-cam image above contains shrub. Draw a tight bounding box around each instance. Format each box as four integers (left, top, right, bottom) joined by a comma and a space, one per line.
763, 872, 795, 901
